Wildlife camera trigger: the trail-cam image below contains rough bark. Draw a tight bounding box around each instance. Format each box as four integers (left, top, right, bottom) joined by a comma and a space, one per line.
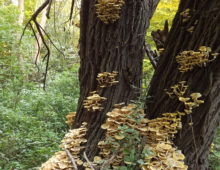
146, 0, 220, 169
74, 0, 160, 159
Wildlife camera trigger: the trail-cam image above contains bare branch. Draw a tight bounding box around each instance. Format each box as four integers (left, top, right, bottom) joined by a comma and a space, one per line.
46, 0, 53, 19
63, 143, 78, 170
69, 0, 75, 22
144, 43, 158, 69
100, 147, 120, 170
83, 152, 95, 170
20, 0, 65, 90
37, 24, 65, 58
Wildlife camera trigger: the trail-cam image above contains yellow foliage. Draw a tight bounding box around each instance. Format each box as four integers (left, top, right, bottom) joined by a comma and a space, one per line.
146, 0, 180, 48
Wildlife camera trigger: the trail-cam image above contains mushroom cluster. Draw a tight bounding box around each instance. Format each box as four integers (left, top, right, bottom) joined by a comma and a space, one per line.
95, 0, 125, 24
146, 112, 183, 143
165, 81, 188, 98
142, 142, 187, 170
176, 46, 217, 72
98, 103, 187, 169
179, 92, 204, 114
40, 122, 88, 170
83, 92, 107, 112
141, 112, 188, 170
66, 112, 76, 128
180, 8, 191, 23
99, 104, 149, 168
97, 71, 119, 88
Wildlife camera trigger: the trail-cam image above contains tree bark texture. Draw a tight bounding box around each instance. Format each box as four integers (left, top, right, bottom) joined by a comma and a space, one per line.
146, 0, 220, 169
75, 0, 159, 159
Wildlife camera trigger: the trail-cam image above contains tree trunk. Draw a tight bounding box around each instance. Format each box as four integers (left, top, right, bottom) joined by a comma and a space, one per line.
18, 0, 24, 26
17, 0, 24, 72
146, 0, 220, 169
74, 0, 159, 159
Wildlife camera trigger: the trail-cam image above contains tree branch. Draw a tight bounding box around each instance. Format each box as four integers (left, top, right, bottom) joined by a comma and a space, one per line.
46, 0, 53, 19
63, 143, 78, 170
83, 152, 95, 170
69, 0, 75, 22
144, 43, 158, 69
100, 147, 120, 170
20, 0, 65, 90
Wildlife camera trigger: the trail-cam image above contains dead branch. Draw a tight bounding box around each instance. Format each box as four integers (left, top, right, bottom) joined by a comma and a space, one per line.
100, 147, 120, 170
69, 0, 75, 22
20, 0, 65, 90
144, 43, 159, 69
46, 0, 53, 19
64, 143, 78, 170
83, 152, 95, 170
29, 23, 40, 66
135, 136, 147, 170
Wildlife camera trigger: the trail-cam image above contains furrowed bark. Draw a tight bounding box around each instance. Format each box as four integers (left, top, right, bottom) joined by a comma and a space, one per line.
146, 0, 220, 169
75, 0, 160, 159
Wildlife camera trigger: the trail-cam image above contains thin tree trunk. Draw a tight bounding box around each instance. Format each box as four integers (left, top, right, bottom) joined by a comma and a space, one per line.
32, 6, 48, 64
74, 0, 160, 159
17, 0, 24, 71
146, 0, 220, 169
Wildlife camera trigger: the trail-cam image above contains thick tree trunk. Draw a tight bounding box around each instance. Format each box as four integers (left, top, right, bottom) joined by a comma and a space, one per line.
74, 0, 159, 159
146, 0, 220, 169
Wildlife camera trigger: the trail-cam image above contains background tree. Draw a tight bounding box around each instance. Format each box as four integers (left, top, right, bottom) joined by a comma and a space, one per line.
146, 0, 220, 169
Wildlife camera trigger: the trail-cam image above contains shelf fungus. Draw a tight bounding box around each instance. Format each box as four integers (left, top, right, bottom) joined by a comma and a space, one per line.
65, 112, 76, 128
142, 142, 187, 170
83, 92, 107, 112
176, 46, 217, 73
180, 8, 191, 23
179, 92, 204, 114
141, 112, 187, 170
99, 104, 149, 168
40, 123, 88, 170
95, 0, 125, 24
98, 103, 187, 169
97, 71, 119, 88
165, 81, 188, 98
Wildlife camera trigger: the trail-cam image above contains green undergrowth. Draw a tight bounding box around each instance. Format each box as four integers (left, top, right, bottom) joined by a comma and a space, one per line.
0, 68, 80, 170
209, 127, 220, 170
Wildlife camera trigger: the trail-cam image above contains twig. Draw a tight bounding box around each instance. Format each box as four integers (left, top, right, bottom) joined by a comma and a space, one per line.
20, 0, 51, 42
63, 142, 78, 170
83, 152, 95, 170
34, 21, 50, 90
37, 24, 65, 58
29, 22, 40, 67
46, 0, 53, 19
20, 0, 65, 90
100, 147, 120, 170
189, 115, 199, 170
135, 136, 147, 170
69, 0, 75, 22
144, 43, 158, 69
